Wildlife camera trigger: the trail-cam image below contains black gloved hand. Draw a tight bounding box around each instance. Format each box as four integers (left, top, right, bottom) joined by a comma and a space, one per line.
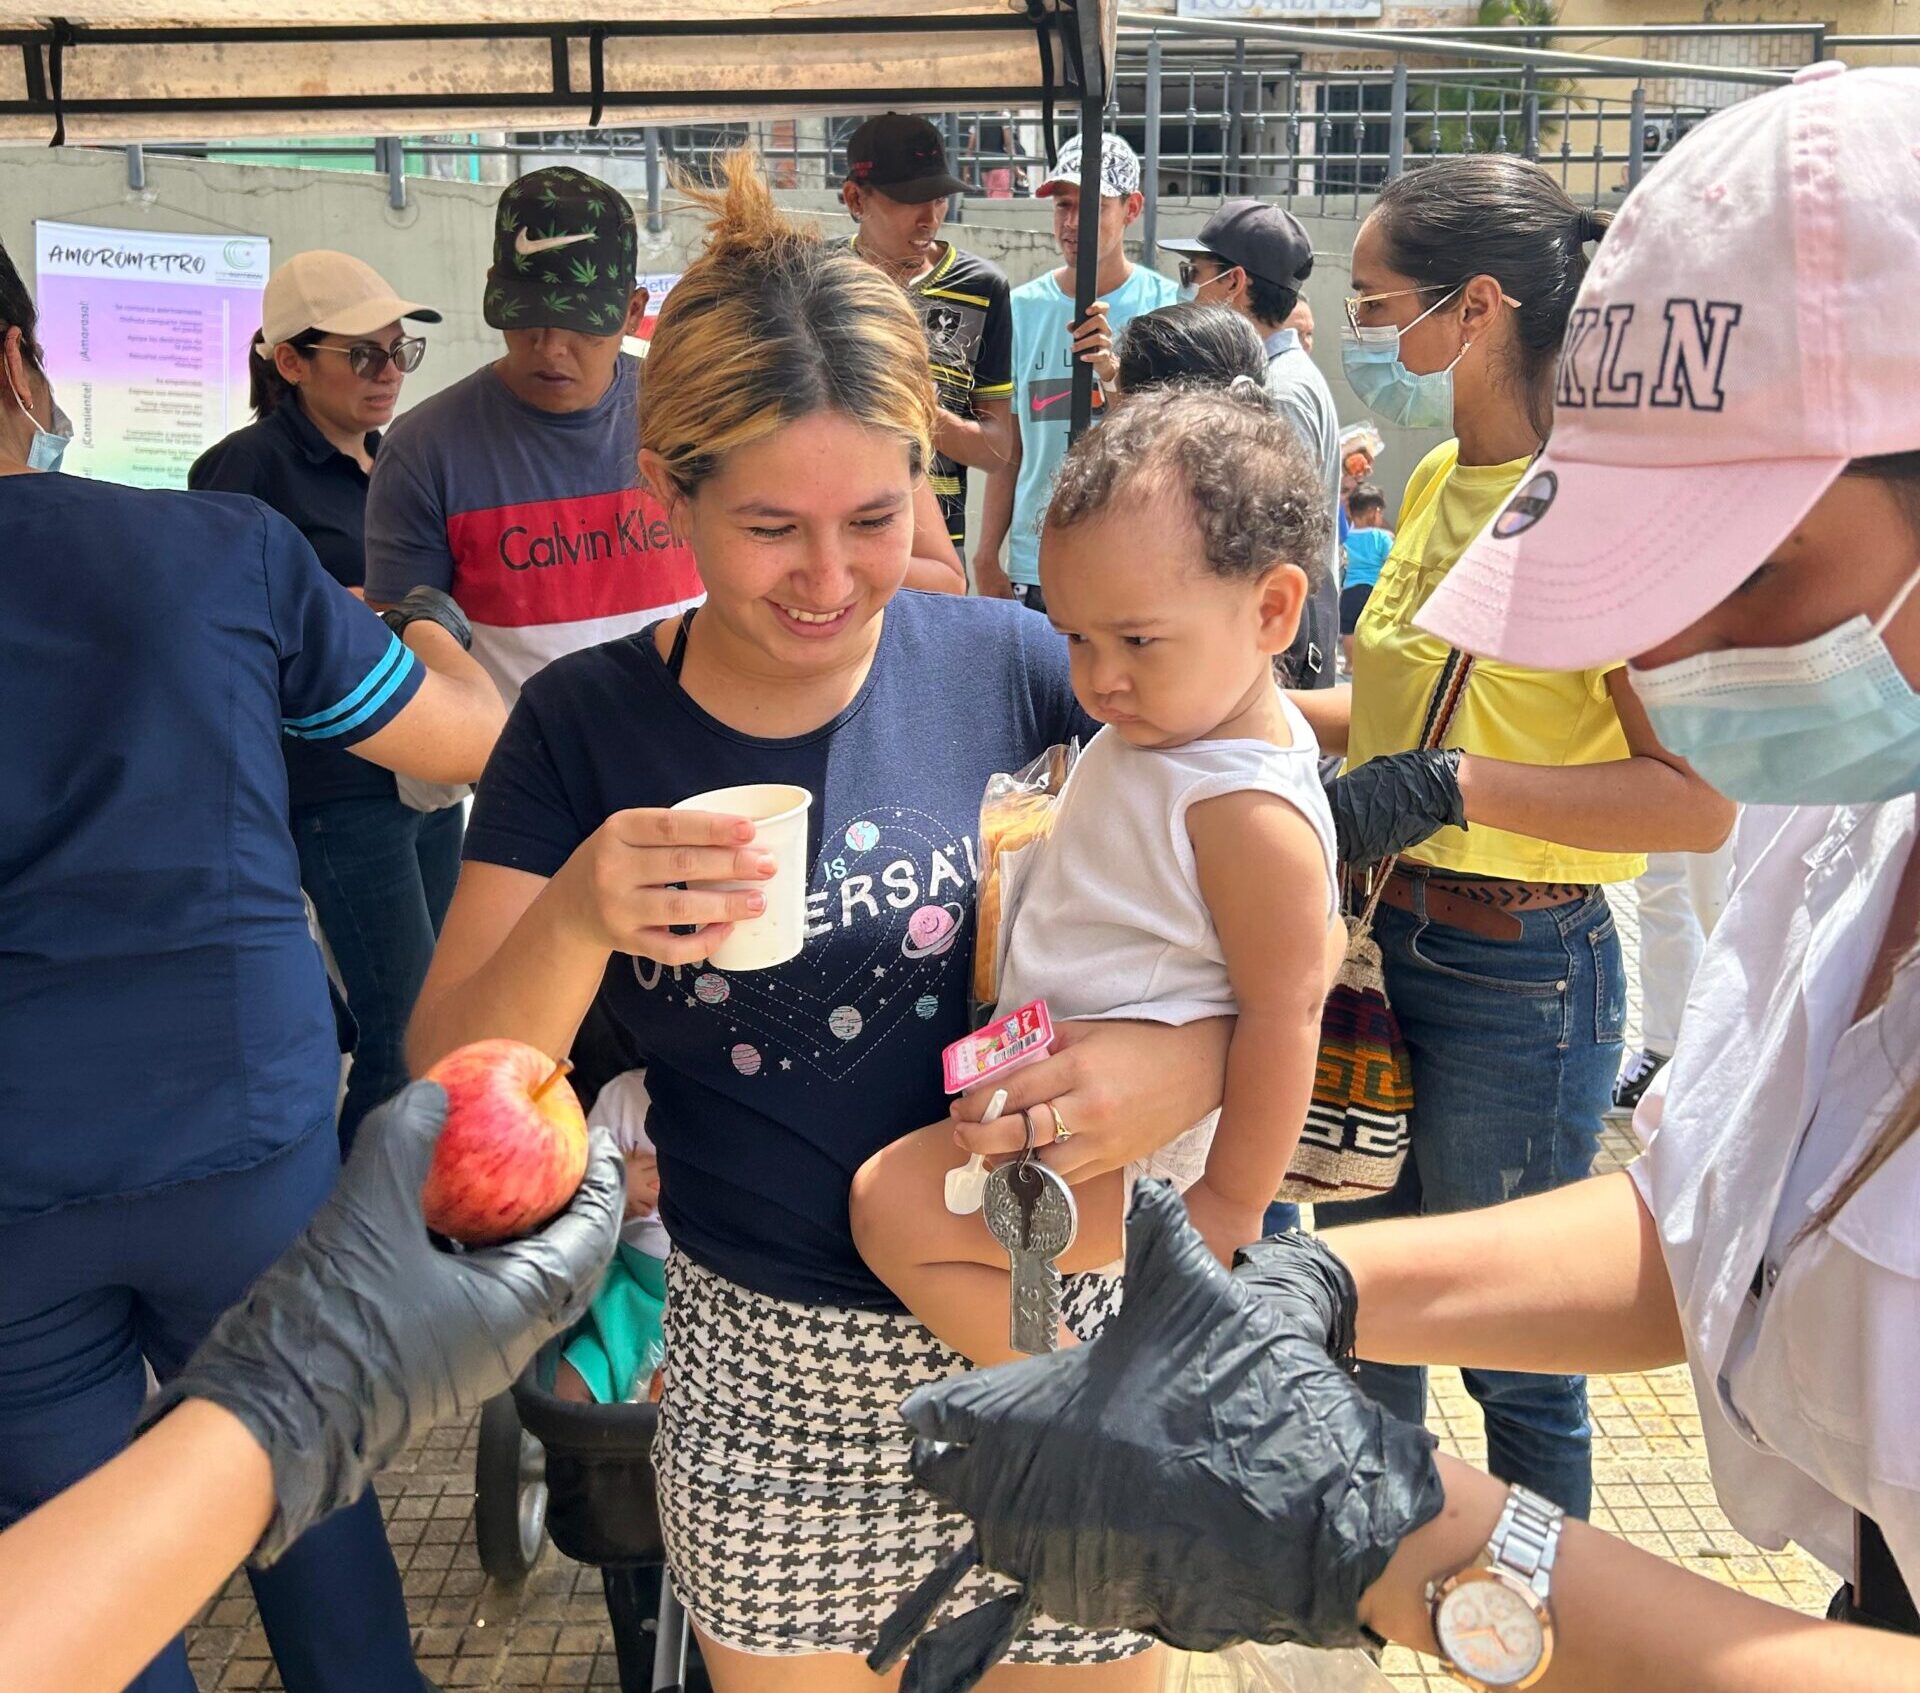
145, 1081, 623, 1563
870, 1183, 1444, 1686
381, 584, 473, 652
1232, 1227, 1360, 1365
1324, 748, 1465, 867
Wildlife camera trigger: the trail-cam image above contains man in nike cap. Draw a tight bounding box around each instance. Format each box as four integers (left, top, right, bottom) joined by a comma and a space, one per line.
365, 165, 702, 715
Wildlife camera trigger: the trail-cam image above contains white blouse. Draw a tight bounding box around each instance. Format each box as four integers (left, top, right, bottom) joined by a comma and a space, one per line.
1631, 798, 1920, 1590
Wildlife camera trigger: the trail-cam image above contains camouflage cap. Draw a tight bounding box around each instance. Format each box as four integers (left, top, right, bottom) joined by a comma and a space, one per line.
485, 166, 638, 336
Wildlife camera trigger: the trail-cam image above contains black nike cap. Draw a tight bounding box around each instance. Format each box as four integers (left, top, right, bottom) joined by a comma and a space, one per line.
485, 166, 638, 336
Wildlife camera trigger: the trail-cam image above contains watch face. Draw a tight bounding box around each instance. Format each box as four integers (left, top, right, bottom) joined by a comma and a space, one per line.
1435, 1576, 1546, 1686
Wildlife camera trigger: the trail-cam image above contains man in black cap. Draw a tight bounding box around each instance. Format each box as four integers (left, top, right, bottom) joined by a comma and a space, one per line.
1162, 200, 1341, 697
366, 165, 701, 711
842, 113, 1013, 557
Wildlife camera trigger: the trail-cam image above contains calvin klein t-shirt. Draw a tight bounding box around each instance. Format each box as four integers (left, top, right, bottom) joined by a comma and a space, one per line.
363, 355, 703, 707
462, 592, 1088, 1307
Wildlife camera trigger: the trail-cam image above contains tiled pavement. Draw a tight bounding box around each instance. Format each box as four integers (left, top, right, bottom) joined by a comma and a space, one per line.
187, 877, 1833, 1691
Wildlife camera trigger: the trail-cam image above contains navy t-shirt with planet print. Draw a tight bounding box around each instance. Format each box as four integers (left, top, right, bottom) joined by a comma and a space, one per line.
463, 591, 1091, 1308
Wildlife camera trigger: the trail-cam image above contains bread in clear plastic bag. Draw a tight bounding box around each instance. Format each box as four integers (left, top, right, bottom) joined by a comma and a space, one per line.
971, 741, 1079, 1015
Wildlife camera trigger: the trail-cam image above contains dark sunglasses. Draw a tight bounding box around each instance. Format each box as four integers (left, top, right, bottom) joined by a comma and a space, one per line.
311, 336, 427, 379
1176, 256, 1236, 290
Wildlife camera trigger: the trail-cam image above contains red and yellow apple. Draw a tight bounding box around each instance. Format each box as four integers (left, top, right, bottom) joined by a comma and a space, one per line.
421, 1039, 589, 1246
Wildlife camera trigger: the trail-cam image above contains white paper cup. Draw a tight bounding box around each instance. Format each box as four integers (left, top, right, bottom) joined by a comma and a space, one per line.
669, 783, 813, 971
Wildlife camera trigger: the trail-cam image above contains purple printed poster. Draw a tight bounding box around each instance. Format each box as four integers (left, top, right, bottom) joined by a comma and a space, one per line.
33, 220, 270, 489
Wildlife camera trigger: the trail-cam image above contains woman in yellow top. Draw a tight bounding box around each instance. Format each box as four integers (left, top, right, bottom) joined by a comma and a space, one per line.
1301, 155, 1734, 1521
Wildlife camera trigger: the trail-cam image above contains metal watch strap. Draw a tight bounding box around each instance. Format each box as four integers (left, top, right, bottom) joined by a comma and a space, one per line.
1488, 1485, 1563, 1603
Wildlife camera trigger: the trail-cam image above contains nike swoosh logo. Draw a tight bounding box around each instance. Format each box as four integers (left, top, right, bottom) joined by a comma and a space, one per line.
514, 229, 594, 257
1031, 390, 1074, 415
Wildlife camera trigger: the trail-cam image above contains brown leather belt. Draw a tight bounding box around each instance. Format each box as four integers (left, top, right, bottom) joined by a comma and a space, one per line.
1375, 866, 1591, 942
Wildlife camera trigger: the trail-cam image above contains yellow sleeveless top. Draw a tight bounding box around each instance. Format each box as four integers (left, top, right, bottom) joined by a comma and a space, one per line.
1347, 441, 1645, 884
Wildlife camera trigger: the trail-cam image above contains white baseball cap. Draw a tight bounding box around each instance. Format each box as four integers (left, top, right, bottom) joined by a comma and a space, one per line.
1419, 65, 1920, 670
260, 250, 440, 352
1036, 132, 1142, 199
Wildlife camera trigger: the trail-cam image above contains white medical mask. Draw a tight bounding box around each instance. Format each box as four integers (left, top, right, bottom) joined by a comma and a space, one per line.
1634, 563, 1920, 804
7, 363, 72, 473
1340, 287, 1467, 430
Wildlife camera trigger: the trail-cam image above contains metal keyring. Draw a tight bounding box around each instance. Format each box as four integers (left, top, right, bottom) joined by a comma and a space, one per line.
1018, 1107, 1037, 1168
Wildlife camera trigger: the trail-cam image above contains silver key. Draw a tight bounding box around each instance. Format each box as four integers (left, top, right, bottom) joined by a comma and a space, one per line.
983, 1160, 1078, 1355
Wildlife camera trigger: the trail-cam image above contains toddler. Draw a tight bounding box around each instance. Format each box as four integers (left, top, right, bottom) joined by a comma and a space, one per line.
552, 1069, 669, 1403
1340, 481, 1394, 668
852, 383, 1344, 1366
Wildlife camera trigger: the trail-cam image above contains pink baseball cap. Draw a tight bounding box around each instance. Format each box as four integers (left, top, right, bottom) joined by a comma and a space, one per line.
1419, 64, 1920, 671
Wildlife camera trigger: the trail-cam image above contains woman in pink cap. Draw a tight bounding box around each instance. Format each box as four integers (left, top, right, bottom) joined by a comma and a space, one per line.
878, 64, 1920, 1693
1306, 148, 1734, 1524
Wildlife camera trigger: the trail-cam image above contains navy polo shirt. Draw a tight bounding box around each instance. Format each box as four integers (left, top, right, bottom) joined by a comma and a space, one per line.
0, 471, 424, 1222
191, 401, 396, 809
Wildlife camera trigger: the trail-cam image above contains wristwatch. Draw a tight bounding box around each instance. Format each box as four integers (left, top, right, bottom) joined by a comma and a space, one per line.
380, 585, 472, 652
1426, 1484, 1563, 1690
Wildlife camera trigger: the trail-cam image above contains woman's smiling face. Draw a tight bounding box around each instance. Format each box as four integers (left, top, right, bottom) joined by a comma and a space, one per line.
640, 411, 918, 674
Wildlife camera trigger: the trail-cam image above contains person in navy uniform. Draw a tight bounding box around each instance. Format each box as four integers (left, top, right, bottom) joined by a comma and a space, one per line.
0, 236, 504, 1693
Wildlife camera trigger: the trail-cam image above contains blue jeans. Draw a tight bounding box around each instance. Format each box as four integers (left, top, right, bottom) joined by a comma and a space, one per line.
294, 795, 463, 1153
0, 1125, 422, 1692
1315, 882, 1625, 1519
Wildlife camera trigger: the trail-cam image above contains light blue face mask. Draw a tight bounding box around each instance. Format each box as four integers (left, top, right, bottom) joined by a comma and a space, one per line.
1176, 282, 1199, 304
1634, 564, 1920, 804
8, 364, 72, 472
1340, 286, 1466, 430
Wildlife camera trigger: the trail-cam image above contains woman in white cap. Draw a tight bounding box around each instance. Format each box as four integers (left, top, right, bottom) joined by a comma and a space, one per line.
192, 251, 451, 1156
874, 63, 1920, 1692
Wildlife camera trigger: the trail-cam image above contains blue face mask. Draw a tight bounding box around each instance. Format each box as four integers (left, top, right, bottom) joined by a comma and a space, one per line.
8, 365, 72, 472
1340, 287, 1466, 430
1176, 282, 1199, 305
1634, 565, 1920, 804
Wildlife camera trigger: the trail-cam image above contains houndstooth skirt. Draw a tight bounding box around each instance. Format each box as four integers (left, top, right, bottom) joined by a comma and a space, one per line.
652, 1253, 1153, 1664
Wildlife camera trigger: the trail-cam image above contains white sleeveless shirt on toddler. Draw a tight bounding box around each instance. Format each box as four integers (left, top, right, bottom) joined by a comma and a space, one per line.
994, 689, 1339, 1192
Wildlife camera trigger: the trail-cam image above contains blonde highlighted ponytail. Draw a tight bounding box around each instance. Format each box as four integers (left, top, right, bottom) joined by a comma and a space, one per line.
641, 150, 935, 498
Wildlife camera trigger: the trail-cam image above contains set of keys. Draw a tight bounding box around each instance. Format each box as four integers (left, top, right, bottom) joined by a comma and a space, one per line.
981, 1117, 1078, 1356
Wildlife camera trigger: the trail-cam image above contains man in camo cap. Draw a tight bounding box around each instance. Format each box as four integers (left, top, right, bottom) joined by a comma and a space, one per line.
366, 166, 701, 710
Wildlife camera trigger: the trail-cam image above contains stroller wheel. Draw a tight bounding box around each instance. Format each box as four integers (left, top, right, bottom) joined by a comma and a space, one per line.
474, 1391, 548, 1581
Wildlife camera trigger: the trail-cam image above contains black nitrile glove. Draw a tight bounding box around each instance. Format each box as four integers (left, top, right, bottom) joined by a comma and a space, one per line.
1232, 1226, 1361, 1366
381, 583, 474, 651
871, 1183, 1444, 1686
144, 1081, 623, 1564
1324, 748, 1465, 867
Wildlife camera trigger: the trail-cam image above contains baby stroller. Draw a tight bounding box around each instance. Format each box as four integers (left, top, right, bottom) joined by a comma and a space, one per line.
487, 1352, 707, 1692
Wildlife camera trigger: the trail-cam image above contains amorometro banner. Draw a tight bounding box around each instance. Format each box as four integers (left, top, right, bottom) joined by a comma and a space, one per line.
33, 221, 271, 489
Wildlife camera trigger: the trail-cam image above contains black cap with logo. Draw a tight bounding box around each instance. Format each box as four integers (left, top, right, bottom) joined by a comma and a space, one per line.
844, 113, 969, 204
485, 166, 639, 336
1160, 198, 1315, 292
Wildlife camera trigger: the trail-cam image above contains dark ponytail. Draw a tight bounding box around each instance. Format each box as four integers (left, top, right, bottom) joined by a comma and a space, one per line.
1373, 156, 1608, 435
248, 327, 324, 421
1115, 301, 1267, 396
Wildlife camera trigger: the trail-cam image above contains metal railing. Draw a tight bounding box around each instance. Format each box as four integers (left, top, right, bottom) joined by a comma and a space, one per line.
110, 17, 1855, 219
